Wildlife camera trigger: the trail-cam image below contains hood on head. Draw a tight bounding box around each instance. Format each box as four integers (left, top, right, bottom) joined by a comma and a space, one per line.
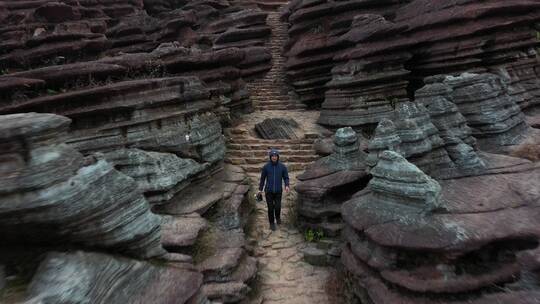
269, 148, 280, 161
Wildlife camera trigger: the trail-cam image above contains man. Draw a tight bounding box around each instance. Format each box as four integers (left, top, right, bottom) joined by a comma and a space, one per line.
258, 148, 290, 231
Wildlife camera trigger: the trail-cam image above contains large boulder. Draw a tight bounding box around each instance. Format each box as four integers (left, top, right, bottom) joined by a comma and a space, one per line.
0, 113, 164, 259
342, 150, 540, 303
296, 127, 370, 237
24, 251, 204, 304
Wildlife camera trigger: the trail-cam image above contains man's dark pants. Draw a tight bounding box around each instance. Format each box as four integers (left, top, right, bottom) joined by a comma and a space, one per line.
265, 192, 282, 225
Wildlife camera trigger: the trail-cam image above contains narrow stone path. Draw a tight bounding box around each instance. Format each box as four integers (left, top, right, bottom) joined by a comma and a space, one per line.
246, 11, 306, 111
225, 6, 344, 303
246, 171, 344, 304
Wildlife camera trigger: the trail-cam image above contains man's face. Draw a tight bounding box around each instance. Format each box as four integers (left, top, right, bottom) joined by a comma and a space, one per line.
271, 155, 278, 162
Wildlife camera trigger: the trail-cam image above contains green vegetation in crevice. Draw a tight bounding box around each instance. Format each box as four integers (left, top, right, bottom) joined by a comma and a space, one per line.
304, 228, 325, 243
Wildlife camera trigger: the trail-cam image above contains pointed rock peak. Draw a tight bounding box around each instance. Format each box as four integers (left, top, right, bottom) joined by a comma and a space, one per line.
396, 101, 422, 119
373, 118, 399, 138
334, 126, 357, 146
369, 150, 442, 210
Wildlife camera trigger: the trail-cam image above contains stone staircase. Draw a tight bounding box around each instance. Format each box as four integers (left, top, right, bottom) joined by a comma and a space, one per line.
225, 129, 319, 174
247, 10, 306, 111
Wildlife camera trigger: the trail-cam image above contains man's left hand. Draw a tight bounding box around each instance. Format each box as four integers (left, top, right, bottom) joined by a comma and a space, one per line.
285, 186, 290, 193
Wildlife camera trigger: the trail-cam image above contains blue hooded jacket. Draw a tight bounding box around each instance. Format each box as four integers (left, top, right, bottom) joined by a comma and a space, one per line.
259, 149, 289, 193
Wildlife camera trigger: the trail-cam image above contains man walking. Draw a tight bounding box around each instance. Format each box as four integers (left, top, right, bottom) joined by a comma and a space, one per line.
258, 149, 290, 231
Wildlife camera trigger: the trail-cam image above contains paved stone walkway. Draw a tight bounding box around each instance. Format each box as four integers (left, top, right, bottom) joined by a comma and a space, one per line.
246, 172, 344, 304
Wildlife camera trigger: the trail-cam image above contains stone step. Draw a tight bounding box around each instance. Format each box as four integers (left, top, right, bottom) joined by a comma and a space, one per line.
227, 143, 314, 150
227, 138, 315, 145
227, 149, 316, 157
241, 162, 311, 173
254, 105, 307, 110
225, 155, 319, 165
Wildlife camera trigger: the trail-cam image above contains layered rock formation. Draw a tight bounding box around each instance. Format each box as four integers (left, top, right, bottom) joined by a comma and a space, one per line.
0, 0, 272, 122
156, 164, 257, 303
255, 117, 300, 139
282, 0, 540, 128
25, 251, 205, 304
0, 112, 256, 303
342, 150, 540, 303
367, 102, 486, 179
296, 127, 369, 238
443, 72, 529, 150
0, 113, 163, 259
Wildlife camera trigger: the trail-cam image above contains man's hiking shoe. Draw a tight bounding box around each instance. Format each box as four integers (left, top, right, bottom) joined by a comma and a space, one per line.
276, 219, 281, 226
270, 223, 276, 231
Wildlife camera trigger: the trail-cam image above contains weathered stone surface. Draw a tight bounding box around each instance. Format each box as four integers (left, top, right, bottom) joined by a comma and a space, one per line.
284, 0, 540, 130
25, 251, 203, 304
369, 150, 442, 210
0, 113, 163, 259
301, 246, 328, 266
443, 72, 529, 150
202, 282, 250, 303
161, 214, 208, 250
255, 117, 300, 139
367, 101, 486, 179
342, 149, 540, 303
296, 127, 369, 237
198, 248, 244, 283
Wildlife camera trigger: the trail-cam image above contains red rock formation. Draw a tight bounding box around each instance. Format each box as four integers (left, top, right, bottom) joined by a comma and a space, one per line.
283, 0, 540, 128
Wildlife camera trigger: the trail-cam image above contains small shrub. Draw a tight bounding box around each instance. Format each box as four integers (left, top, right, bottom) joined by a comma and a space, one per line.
304, 228, 324, 242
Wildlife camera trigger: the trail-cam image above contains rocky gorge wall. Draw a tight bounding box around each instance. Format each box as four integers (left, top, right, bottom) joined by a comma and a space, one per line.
0, 0, 271, 303
282, 0, 540, 129
286, 2, 540, 302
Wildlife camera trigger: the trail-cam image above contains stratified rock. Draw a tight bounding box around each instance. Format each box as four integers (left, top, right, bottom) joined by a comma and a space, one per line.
161, 213, 208, 250
282, 0, 409, 107
444, 72, 529, 150
368, 151, 441, 210
284, 0, 540, 129
202, 282, 250, 303
367, 102, 485, 179
104, 149, 209, 204
0, 113, 163, 259
415, 77, 477, 148
296, 127, 369, 237
255, 117, 300, 139
156, 164, 250, 230
342, 150, 540, 303
0, 0, 272, 126
366, 119, 402, 166
25, 251, 203, 304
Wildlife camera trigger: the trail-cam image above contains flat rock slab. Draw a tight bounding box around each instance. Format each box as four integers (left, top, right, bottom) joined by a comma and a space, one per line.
161, 213, 208, 249
157, 179, 225, 216
301, 246, 328, 266
202, 281, 250, 303
198, 248, 244, 282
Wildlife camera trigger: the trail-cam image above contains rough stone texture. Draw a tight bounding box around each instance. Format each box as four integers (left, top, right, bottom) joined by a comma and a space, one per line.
296, 127, 369, 237
24, 251, 203, 304
0, 74, 229, 208
0, 0, 273, 148
161, 213, 208, 250
0, 113, 163, 259
416, 76, 477, 148
367, 102, 486, 179
342, 149, 540, 303
283, 0, 540, 129
443, 72, 530, 150
255, 117, 300, 139
104, 149, 210, 205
